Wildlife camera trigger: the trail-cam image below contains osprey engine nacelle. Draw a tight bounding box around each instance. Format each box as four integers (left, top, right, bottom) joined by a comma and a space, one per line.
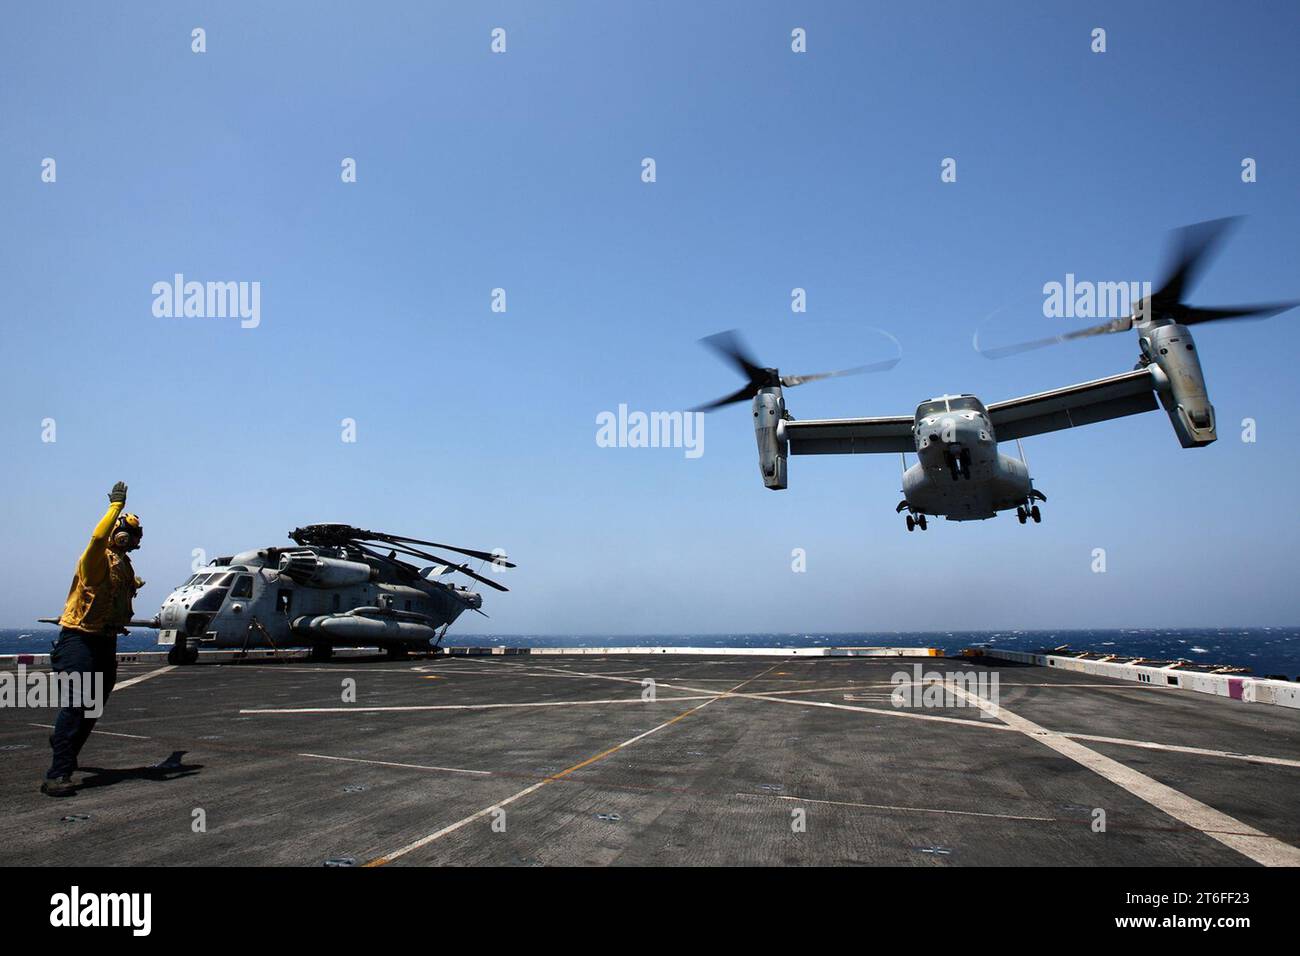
753, 386, 788, 490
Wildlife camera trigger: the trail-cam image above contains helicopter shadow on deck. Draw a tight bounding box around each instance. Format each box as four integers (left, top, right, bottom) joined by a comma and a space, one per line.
76, 751, 203, 790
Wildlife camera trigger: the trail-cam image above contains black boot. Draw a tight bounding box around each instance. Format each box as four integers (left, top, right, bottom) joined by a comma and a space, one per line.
41, 776, 76, 797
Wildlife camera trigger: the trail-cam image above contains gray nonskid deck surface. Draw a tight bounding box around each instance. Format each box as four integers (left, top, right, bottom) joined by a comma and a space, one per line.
1, 654, 1297, 866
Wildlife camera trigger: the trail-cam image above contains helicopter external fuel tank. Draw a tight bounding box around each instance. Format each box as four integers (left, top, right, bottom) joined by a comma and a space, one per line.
291, 609, 441, 644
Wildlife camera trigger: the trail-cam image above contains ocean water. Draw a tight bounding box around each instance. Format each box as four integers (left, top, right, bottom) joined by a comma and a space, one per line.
2, 626, 1298, 679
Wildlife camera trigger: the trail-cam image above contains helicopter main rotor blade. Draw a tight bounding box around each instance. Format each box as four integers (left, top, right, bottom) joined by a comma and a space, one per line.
375, 540, 511, 592
366, 531, 515, 568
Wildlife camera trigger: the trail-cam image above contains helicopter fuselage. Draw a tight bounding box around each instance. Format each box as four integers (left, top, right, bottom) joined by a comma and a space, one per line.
155, 544, 480, 662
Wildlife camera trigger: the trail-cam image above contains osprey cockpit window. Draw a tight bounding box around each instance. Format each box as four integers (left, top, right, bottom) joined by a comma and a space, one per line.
948, 396, 987, 414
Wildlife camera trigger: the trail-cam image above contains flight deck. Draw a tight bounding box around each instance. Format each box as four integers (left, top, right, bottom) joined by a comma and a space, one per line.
1, 649, 1297, 867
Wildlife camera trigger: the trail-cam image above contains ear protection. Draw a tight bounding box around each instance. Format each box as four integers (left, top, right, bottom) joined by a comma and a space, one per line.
112, 513, 143, 549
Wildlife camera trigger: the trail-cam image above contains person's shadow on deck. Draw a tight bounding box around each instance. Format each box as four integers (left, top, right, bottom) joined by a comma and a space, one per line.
77, 751, 203, 789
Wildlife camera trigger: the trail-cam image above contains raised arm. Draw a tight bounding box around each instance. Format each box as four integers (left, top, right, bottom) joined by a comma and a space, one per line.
79, 482, 127, 583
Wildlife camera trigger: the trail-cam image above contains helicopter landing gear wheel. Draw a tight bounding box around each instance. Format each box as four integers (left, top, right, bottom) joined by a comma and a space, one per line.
906, 515, 915, 532
917, 514, 927, 531
1016, 507, 1027, 525
307, 643, 332, 663
1031, 505, 1041, 523
169, 644, 198, 665
384, 647, 410, 661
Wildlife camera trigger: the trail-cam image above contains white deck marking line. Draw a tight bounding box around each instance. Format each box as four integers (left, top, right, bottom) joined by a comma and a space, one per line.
364, 663, 781, 866
535, 667, 1300, 770
113, 665, 176, 690
941, 681, 1300, 866
28, 722, 151, 740
1061, 732, 1300, 770
751, 792, 1055, 823
240, 694, 715, 715
532, 666, 1010, 731
297, 753, 490, 776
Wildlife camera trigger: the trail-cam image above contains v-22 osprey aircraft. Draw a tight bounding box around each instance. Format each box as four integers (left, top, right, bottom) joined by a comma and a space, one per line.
694, 219, 1297, 530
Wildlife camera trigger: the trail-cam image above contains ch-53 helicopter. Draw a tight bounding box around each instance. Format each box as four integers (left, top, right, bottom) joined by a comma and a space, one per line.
142, 524, 513, 663
695, 218, 1297, 530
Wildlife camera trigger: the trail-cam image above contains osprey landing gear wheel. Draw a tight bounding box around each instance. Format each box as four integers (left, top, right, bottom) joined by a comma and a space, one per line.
1016, 507, 1028, 525
1031, 505, 1042, 523
906, 515, 915, 532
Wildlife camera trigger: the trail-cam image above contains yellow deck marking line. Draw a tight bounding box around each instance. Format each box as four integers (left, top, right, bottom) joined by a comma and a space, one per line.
240, 695, 715, 715
113, 665, 176, 690
297, 753, 490, 776
362, 663, 780, 866
942, 681, 1300, 866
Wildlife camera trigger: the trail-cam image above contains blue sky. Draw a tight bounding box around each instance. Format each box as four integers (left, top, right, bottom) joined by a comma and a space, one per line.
2, 1, 1298, 634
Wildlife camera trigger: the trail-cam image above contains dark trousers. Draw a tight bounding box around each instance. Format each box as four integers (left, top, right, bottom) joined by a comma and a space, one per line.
46, 628, 118, 779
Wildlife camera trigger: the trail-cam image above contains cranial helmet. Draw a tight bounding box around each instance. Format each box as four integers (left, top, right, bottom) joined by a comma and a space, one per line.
112, 513, 143, 550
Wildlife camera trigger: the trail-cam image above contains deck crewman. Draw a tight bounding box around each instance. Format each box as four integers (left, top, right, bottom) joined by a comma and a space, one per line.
42, 481, 144, 797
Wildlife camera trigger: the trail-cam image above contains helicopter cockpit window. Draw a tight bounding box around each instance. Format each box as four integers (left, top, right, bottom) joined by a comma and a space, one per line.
231, 575, 254, 599
190, 587, 229, 613
190, 573, 213, 587
276, 589, 293, 614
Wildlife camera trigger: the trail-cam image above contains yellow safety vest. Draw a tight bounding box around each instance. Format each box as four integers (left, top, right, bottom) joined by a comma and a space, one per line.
58, 502, 138, 636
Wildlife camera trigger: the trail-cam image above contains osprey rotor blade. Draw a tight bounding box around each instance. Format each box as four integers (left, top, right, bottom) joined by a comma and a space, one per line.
976, 315, 1134, 359
781, 356, 900, 387
694, 328, 897, 410
1151, 216, 1242, 308
975, 216, 1296, 359
700, 330, 767, 383
1179, 301, 1300, 325
691, 384, 759, 412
